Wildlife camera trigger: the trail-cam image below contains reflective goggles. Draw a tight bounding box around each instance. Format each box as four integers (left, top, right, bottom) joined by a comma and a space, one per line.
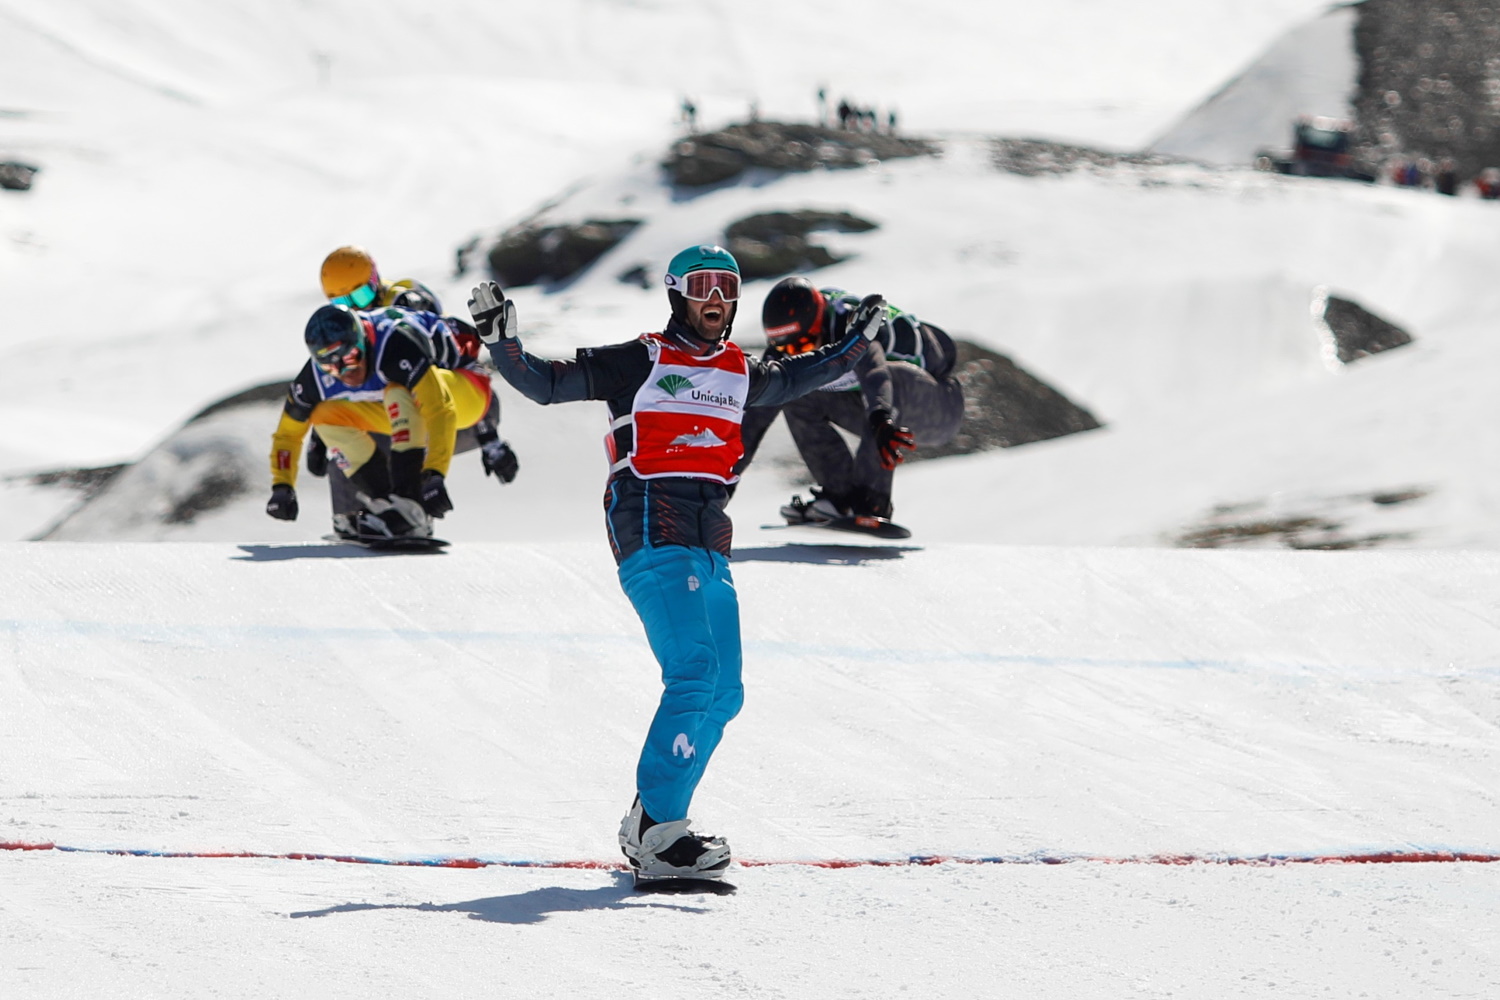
331, 279, 380, 309
679, 269, 740, 303
313, 341, 363, 375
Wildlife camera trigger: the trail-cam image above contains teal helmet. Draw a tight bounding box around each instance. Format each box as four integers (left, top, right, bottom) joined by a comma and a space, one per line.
664, 244, 741, 342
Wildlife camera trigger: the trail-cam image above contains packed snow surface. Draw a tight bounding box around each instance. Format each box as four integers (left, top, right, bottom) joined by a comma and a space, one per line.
3, 542, 1499, 997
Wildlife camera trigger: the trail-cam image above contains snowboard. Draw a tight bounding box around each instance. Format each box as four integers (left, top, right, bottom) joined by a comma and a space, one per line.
783, 513, 912, 540
322, 534, 450, 553
632, 873, 737, 896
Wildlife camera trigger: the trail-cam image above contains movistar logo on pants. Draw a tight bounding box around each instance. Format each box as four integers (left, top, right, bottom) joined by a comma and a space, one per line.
657, 374, 694, 396
673, 733, 696, 758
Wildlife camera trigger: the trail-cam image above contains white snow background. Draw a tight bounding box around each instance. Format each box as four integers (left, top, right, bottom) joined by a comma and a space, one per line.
3, 1, 1500, 997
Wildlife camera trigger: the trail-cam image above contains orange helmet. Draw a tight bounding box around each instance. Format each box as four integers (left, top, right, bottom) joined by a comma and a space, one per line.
319, 245, 382, 305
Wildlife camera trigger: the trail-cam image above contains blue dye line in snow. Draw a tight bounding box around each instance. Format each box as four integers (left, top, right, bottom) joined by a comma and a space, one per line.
5, 840, 1499, 868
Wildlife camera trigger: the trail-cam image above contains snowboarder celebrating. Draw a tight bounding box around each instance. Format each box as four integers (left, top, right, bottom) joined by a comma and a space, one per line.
737, 277, 966, 529
266, 303, 497, 540
467, 245, 883, 885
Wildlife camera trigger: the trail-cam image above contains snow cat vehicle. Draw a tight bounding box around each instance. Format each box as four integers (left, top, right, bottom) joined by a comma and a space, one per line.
1253, 116, 1375, 182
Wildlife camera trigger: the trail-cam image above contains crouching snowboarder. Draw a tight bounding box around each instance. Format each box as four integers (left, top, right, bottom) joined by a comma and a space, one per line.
468, 245, 882, 888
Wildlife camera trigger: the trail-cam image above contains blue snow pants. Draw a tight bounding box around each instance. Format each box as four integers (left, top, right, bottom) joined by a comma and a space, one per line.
617, 542, 744, 823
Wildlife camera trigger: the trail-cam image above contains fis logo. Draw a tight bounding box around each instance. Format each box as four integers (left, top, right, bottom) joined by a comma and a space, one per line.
672, 734, 696, 759
656, 374, 693, 397
669, 428, 726, 449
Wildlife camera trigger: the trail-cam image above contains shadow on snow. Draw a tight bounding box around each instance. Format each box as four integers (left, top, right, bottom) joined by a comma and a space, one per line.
288, 874, 711, 924
732, 543, 920, 565
232, 543, 447, 562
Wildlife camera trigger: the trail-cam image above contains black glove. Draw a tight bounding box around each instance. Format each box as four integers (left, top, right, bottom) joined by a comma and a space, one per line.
869, 410, 916, 470
850, 293, 888, 340
305, 434, 328, 477
467, 281, 516, 344
418, 470, 453, 517
481, 439, 519, 483
266, 484, 298, 521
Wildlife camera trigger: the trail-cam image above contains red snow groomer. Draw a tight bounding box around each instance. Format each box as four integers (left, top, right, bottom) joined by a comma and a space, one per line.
1254, 116, 1375, 182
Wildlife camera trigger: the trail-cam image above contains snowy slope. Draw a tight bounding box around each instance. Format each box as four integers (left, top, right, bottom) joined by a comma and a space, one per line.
40, 143, 1500, 551
3, 541, 1499, 997
1150, 3, 1360, 165
0, 0, 1330, 481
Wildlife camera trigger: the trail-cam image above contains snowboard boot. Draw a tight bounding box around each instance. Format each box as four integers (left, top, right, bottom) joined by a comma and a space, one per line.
618, 797, 731, 881
848, 485, 894, 521
348, 493, 432, 540
780, 486, 848, 525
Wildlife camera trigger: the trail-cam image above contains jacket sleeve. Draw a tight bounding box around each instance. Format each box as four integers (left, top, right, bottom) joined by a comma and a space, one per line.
269, 408, 309, 488
268, 366, 318, 488
854, 339, 895, 417
747, 331, 869, 408
486, 337, 644, 404
408, 365, 458, 476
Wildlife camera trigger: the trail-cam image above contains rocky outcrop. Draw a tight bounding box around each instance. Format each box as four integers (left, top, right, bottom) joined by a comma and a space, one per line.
724, 210, 878, 280
1351, 0, 1500, 176
1319, 292, 1412, 363
909, 340, 1101, 461
487, 219, 641, 288
664, 121, 937, 188
0, 161, 39, 191
991, 139, 1178, 177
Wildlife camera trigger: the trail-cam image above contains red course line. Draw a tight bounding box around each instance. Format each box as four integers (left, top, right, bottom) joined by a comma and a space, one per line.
5, 841, 1499, 868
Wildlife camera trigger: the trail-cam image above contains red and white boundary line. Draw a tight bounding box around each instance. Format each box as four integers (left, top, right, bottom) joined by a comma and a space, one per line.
5, 841, 1498, 869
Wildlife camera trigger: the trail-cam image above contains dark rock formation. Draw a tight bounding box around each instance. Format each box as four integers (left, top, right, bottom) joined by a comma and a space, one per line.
487, 219, 641, 287
0, 161, 39, 191
663, 121, 937, 188
909, 340, 1102, 461
1321, 293, 1413, 363
1351, 0, 1500, 177
724, 210, 878, 280
991, 139, 1178, 177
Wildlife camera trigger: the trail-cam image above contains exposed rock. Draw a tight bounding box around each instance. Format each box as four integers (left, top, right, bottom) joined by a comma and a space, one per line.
0, 161, 39, 191
991, 139, 1178, 177
487, 219, 641, 288
24, 464, 126, 499
189, 380, 290, 421
1351, 0, 1500, 177
724, 210, 878, 280
1319, 293, 1413, 363
1172, 488, 1429, 549
909, 340, 1102, 461
663, 121, 937, 188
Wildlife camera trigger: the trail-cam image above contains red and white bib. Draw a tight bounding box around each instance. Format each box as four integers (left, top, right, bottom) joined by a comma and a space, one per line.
608, 333, 750, 483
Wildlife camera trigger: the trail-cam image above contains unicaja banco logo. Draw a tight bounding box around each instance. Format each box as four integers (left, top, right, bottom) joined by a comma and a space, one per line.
656, 374, 693, 397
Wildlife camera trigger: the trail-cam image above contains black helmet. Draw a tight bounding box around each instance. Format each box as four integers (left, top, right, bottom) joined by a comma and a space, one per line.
761, 277, 826, 354
304, 303, 371, 376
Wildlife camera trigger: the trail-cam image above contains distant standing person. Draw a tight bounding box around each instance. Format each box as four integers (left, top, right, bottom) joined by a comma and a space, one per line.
466, 245, 881, 887
737, 277, 966, 531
